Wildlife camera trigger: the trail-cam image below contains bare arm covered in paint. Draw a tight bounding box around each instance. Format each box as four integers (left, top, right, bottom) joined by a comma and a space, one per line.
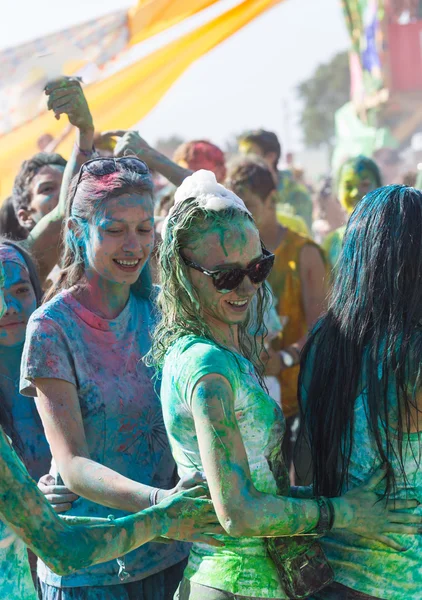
191, 373, 422, 548
299, 244, 327, 332
25, 77, 95, 283
108, 130, 192, 187
33, 377, 222, 546
0, 426, 220, 575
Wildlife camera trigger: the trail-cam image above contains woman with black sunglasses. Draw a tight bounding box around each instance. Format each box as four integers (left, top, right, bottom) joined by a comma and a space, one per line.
19, 157, 223, 600
147, 170, 420, 600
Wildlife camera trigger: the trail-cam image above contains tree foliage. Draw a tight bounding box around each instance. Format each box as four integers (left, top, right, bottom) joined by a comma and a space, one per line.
297, 51, 350, 148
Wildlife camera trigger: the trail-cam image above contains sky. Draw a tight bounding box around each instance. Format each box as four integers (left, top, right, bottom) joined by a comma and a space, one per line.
0, 0, 351, 151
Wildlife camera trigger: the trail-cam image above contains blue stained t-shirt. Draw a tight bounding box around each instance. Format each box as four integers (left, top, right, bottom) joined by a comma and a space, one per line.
20, 289, 188, 588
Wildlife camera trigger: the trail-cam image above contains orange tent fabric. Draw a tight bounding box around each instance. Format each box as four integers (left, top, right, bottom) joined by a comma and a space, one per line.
0, 0, 284, 200
128, 0, 221, 46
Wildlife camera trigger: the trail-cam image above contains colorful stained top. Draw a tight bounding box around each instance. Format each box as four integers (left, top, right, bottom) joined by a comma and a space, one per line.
267, 228, 326, 418
160, 335, 289, 599
0, 345, 51, 481
20, 289, 188, 588
321, 225, 346, 272
302, 346, 422, 599
0, 438, 37, 600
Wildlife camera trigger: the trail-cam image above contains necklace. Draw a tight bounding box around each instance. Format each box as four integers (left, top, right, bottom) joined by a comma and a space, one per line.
0, 372, 19, 387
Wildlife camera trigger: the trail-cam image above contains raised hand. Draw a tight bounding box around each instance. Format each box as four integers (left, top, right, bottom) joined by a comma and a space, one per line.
45, 76, 93, 132
102, 130, 151, 158
332, 466, 422, 551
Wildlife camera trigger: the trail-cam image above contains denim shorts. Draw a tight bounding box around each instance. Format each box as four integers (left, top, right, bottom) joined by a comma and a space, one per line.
174, 578, 277, 600
38, 559, 187, 600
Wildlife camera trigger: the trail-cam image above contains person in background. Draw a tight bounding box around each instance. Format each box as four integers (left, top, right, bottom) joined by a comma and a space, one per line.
238, 129, 313, 231
312, 176, 346, 245
323, 156, 382, 271
12, 152, 67, 234
301, 185, 422, 599
226, 157, 327, 483
0, 196, 28, 240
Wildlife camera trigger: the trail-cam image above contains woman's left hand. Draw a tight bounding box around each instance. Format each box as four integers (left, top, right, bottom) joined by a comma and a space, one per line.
38, 473, 79, 514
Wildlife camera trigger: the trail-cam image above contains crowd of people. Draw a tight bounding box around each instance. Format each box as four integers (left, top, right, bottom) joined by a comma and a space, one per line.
0, 75, 420, 600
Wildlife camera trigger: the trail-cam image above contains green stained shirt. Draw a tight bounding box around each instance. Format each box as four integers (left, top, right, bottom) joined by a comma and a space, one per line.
277, 171, 313, 232
0, 439, 37, 600
322, 225, 346, 271
161, 335, 288, 598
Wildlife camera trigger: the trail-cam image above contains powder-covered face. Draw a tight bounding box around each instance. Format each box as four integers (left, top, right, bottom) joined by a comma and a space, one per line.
0, 262, 37, 347
28, 164, 65, 224
339, 164, 379, 213
80, 192, 154, 286
0, 263, 5, 319
184, 218, 262, 328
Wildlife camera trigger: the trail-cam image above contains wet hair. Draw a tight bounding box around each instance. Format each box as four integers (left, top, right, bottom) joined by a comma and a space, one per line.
0, 197, 28, 240
239, 130, 282, 170
0, 238, 42, 453
147, 195, 271, 385
226, 157, 276, 201
12, 152, 67, 214
337, 155, 382, 191
299, 185, 422, 499
44, 162, 154, 303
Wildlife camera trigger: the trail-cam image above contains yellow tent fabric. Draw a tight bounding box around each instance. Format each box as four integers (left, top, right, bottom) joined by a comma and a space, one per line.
0, 0, 284, 200
128, 0, 221, 46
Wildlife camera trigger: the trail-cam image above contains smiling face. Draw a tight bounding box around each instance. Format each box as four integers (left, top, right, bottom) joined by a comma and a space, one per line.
339, 163, 379, 213
0, 261, 37, 347
183, 217, 263, 332
18, 164, 65, 230
79, 192, 155, 287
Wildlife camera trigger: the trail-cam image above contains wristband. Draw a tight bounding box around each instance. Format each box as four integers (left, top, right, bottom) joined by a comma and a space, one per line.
149, 487, 160, 507
74, 142, 97, 158
314, 496, 335, 535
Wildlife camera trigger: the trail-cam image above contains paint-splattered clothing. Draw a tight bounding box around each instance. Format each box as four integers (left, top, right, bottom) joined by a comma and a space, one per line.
277, 171, 313, 232
161, 335, 288, 599
302, 342, 422, 599
320, 393, 422, 599
20, 290, 188, 588
0, 437, 37, 600
0, 345, 51, 481
321, 225, 345, 272
267, 229, 326, 418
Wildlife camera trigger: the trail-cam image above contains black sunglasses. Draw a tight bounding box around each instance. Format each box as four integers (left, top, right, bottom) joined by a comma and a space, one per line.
181, 248, 275, 293
71, 156, 151, 202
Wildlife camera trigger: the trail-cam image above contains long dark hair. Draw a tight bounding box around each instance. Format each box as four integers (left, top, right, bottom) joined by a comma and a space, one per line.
0, 238, 42, 451
299, 185, 422, 498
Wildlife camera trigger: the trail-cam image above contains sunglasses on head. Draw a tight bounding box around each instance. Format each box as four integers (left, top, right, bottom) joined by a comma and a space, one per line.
71, 156, 151, 202
181, 247, 275, 293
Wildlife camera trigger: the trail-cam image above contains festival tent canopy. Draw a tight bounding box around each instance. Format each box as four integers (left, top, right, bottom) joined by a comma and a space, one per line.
0, 0, 284, 199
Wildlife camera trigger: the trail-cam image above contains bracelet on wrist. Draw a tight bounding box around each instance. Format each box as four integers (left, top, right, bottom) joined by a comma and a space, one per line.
74, 142, 97, 158
149, 487, 160, 507
314, 496, 335, 535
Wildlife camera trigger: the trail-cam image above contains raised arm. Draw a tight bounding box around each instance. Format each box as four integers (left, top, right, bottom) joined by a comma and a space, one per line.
191, 373, 422, 548
108, 130, 192, 187
26, 77, 95, 283
0, 426, 219, 575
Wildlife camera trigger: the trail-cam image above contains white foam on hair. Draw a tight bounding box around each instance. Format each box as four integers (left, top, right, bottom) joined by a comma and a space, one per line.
174, 170, 251, 216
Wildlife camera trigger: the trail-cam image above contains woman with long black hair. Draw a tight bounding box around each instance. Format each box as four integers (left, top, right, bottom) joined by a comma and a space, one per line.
301, 184, 422, 600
